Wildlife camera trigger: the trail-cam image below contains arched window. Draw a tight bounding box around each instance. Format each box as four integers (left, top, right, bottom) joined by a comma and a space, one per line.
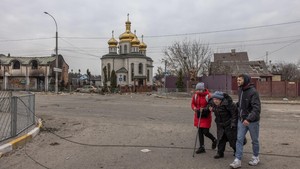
31, 60, 38, 69
12, 60, 20, 69
138, 63, 143, 74
123, 75, 126, 82
131, 63, 134, 81
107, 63, 111, 81
124, 45, 128, 53
119, 46, 122, 54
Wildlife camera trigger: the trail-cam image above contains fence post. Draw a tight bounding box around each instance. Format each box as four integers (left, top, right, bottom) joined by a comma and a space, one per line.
30, 94, 35, 122
10, 96, 17, 137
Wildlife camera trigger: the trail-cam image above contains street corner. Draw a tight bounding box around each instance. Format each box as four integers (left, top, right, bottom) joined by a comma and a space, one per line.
0, 118, 43, 158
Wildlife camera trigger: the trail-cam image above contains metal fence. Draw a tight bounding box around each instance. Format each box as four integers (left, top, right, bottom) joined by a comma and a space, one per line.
0, 91, 35, 142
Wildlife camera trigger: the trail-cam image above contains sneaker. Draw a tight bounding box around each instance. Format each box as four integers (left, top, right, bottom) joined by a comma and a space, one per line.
249, 156, 260, 166
212, 139, 217, 149
230, 158, 241, 168
195, 147, 206, 154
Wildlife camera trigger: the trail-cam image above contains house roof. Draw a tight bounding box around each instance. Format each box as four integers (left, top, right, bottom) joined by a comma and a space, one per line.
0, 54, 56, 65
211, 50, 272, 77
214, 50, 249, 62
210, 60, 272, 77
101, 53, 153, 62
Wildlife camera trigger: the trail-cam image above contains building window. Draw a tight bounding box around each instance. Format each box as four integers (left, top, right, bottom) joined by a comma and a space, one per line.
123, 75, 126, 82
119, 46, 122, 54
147, 69, 150, 82
119, 75, 122, 82
124, 45, 128, 53
107, 63, 111, 81
138, 63, 143, 74
12, 60, 20, 69
131, 63, 134, 81
31, 60, 38, 69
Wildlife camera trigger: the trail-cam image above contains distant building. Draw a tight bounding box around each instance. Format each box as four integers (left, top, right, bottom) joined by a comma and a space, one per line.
101, 15, 154, 90
209, 49, 272, 91
210, 49, 272, 79
0, 54, 69, 91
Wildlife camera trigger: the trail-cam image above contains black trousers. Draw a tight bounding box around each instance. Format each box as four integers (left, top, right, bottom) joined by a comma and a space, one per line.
198, 128, 216, 147
217, 126, 236, 155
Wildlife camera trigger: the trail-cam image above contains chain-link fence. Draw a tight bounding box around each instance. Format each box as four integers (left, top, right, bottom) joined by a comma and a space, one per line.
0, 91, 36, 142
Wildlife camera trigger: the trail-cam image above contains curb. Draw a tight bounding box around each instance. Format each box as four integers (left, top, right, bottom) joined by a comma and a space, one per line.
0, 119, 43, 158
154, 94, 300, 104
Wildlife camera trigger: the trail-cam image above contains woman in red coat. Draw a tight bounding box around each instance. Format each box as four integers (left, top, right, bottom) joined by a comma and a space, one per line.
191, 82, 217, 154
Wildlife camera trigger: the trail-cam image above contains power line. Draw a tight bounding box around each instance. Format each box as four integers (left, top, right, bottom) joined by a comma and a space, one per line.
58, 20, 300, 39
0, 37, 53, 42
60, 36, 109, 40
254, 39, 300, 60
59, 34, 300, 50
59, 38, 100, 58
1, 21, 300, 43
213, 38, 300, 47
60, 49, 100, 58
209, 34, 300, 45
144, 19, 300, 38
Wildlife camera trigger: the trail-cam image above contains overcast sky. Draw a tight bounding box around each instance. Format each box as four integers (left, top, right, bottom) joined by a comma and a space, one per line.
1, 0, 300, 75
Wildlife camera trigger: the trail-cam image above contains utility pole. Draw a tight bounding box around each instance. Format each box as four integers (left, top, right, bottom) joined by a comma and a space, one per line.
164, 60, 167, 93
266, 51, 268, 65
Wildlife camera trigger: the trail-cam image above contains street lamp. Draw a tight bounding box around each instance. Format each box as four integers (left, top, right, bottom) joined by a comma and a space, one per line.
44, 12, 58, 93
183, 56, 188, 91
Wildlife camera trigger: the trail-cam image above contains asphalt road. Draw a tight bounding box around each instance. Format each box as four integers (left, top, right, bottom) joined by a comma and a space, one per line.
0, 93, 299, 169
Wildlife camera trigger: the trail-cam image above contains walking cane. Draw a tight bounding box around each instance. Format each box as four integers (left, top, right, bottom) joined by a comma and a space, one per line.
192, 109, 202, 157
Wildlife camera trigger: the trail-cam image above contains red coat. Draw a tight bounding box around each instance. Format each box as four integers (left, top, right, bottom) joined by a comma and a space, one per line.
191, 89, 212, 128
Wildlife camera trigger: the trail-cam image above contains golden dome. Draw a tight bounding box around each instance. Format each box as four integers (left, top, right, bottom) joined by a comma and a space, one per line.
119, 14, 135, 42
108, 31, 118, 47
139, 35, 147, 50
119, 31, 135, 42
131, 30, 140, 47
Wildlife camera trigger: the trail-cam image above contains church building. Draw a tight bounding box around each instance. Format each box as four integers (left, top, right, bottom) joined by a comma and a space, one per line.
101, 15, 153, 91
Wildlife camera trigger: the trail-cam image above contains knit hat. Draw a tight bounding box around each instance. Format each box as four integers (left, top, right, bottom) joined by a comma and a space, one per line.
195, 82, 205, 90
212, 91, 224, 100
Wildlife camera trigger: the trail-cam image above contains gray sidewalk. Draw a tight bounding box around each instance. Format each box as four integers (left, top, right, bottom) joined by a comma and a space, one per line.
0, 93, 299, 169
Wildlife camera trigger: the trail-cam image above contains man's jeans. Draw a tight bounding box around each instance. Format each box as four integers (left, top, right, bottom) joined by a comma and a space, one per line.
235, 120, 260, 160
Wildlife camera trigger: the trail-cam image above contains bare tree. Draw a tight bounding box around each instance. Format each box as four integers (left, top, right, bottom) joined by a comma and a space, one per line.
163, 39, 212, 76
272, 62, 300, 81
154, 66, 164, 77
153, 66, 164, 85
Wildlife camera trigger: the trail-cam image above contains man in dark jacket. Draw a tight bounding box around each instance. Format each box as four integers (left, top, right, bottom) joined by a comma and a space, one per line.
230, 74, 261, 168
208, 91, 238, 159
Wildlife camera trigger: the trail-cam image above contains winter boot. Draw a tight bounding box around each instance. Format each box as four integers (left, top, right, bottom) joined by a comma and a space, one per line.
196, 146, 206, 154
212, 139, 217, 149
214, 152, 224, 159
